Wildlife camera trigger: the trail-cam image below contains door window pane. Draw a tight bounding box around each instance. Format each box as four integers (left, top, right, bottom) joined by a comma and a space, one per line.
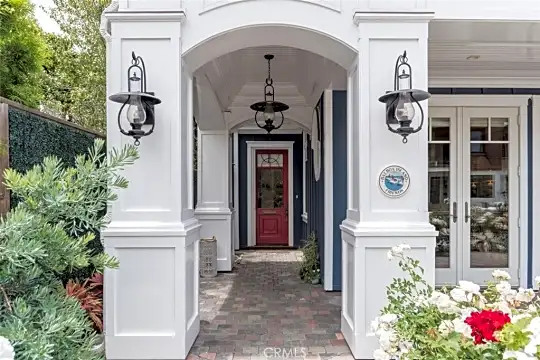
257, 168, 284, 209
429, 143, 451, 269
469, 143, 509, 268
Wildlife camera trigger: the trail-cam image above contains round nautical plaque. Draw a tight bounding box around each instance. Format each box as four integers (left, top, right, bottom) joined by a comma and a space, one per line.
378, 165, 410, 198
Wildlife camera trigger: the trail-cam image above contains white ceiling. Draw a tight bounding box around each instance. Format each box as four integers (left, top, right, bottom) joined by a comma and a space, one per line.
194, 21, 540, 130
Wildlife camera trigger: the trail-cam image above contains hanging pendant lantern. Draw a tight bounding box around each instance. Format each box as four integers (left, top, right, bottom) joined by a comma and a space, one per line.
378, 51, 431, 144
250, 54, 289, 134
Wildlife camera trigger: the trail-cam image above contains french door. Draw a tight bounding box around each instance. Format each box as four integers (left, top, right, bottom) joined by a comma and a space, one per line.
429, 107, 520, 286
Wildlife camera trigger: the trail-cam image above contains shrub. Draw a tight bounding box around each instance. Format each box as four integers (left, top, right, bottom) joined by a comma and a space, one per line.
66, 273, 103, 333
299, 232, 320, 283
0, 139, 138, 360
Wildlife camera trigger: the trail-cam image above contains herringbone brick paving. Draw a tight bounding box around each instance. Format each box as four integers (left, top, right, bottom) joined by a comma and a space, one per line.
188, 250, 353, 360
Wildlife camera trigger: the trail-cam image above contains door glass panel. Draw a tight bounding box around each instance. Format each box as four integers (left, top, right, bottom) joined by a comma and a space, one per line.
470, 141, 509, 269
257, 169, 283, 209
431, 118, 450, 141
491, 118, 509, 141
428, 116, 451, 269
470, 118, 489, 141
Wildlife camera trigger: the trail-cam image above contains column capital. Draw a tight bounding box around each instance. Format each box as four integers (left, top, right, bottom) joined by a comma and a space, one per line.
353, 10, 434, 25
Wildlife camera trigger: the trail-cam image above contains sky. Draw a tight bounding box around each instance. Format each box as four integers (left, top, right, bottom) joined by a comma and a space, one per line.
31, 0, 61, 33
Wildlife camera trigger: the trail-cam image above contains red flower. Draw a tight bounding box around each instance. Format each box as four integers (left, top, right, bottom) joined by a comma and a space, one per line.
464, 309, 511, 344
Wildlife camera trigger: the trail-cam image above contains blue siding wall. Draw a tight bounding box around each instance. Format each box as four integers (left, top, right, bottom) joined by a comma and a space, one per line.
238, 134, 303, 248
332, 91, 348, 290
305, 95, 325, 281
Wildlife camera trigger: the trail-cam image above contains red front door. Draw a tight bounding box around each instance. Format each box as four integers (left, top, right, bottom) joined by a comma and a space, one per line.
255, 149, 289, 246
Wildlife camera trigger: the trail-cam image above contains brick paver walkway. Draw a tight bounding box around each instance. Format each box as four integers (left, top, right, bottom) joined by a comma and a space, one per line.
188, 250, 353, 360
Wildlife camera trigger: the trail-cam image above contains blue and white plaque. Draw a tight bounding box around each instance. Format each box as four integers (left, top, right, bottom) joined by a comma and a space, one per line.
379, 165, 410, 198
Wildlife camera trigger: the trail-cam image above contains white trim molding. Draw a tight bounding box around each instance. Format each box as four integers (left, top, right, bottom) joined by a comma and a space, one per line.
533, 96, 540, 289
323, 89, 334, 291
246, 141, 295, 247
302, 131, 308, 223
233, 131, 240, 250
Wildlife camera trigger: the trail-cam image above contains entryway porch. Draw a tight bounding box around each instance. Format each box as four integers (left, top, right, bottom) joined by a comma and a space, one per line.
190, 250, 349, 360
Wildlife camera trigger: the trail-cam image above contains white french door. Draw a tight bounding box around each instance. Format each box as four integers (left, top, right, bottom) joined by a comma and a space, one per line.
430, 107, 520, 286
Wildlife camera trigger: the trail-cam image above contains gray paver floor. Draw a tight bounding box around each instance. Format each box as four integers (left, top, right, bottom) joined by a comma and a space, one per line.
188, 250, 353, 360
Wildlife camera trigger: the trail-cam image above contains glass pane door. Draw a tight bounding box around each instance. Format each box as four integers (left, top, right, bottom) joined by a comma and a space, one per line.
461, 108, 520, 285
429, 107, 458, 286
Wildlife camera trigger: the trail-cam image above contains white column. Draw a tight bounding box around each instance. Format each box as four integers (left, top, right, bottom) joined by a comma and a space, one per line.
195, 129, 233, 271
340, 11, 437, 359
101, 11, 200, 360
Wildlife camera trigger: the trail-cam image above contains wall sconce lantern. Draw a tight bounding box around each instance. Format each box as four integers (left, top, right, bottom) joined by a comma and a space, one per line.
378, 51, 431, 143
250, 54, 289, 134
109, 52, 161, 146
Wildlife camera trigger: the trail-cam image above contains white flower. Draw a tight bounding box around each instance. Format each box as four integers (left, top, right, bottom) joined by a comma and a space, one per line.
0, 337, 14, 360
497, 281, 513, 295
438, 320, 453, 336
493, 270, 511, 281
378, 330, 398, 352
387, 244, 411, 260
526, 317, 540, 335
512, 313, 532, 324
458, 280, 481, 294
379, 314, 398, 325
516, 288, 536, 303
450, 287, 469, 302
430, 291, 459, 313
373, 349, 392, 360
503, 350, 536, 360
453, 317, 472, 338
495, 301, 512, 315
535, 276, 540, 287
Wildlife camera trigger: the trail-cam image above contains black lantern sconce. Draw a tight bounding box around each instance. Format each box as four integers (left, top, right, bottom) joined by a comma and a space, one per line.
250, 54, 289, 134
109, 52, 161, 146
378, 51, 431, 143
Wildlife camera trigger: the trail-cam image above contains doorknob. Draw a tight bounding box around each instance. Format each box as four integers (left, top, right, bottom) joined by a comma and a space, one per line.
449, 201, 458, 223
465, 201, 470, 223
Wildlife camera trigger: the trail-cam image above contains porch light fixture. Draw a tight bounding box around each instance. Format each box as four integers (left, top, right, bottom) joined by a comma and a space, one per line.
250, 54, 289, 134
378, 51, 431, 143
109, 51, 161, 146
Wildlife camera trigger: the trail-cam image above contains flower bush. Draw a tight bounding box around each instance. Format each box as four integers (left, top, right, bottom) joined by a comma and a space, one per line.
373, 244, 540, 360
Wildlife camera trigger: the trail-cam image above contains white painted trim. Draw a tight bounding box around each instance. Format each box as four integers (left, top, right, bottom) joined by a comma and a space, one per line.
519, 103, 529, 289
430, 95, 531, 108
233, 131, 240, 250
246, 141, 295, 247
429, 77, 540, 89
533, 96, 540, 289
430, 95, 531, 288
323, 89, 334, 291
236, 128, 303, 135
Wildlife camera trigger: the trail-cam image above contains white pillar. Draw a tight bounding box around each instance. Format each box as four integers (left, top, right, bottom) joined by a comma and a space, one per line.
101, 10, 200, 360
340, 11, 437, 359
195, 129, 233, 271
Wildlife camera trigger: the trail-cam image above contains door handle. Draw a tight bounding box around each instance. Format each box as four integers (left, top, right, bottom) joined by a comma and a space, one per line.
465, 201, 470, 223
449, 201, 458, 223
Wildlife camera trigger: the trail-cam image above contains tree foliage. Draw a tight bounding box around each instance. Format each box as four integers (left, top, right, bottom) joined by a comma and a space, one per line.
0, 139, 139, 359
41, 0, 109, 131
0, 0, 46, 107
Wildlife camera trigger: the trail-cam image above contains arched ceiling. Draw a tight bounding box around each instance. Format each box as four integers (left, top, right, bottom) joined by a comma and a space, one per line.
194, 46, 346, 130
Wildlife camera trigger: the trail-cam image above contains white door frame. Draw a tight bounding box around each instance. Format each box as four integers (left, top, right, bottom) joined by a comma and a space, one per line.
430, 95, 529, 288
246, 141, 295, 247
461, 107, 520, 285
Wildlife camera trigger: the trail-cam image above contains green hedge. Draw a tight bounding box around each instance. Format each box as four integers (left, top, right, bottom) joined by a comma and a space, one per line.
8, 106, 105, 282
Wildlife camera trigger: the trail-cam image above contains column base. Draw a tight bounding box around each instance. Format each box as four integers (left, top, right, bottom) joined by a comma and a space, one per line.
103, 218, 201, 360
195, 207, 233, 271
340, 220, 437, 359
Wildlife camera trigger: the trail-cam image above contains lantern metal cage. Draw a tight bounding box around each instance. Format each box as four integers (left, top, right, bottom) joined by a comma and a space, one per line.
109, 51, 162, 146
378, 51, 431, 143
250, 54, 289, 134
